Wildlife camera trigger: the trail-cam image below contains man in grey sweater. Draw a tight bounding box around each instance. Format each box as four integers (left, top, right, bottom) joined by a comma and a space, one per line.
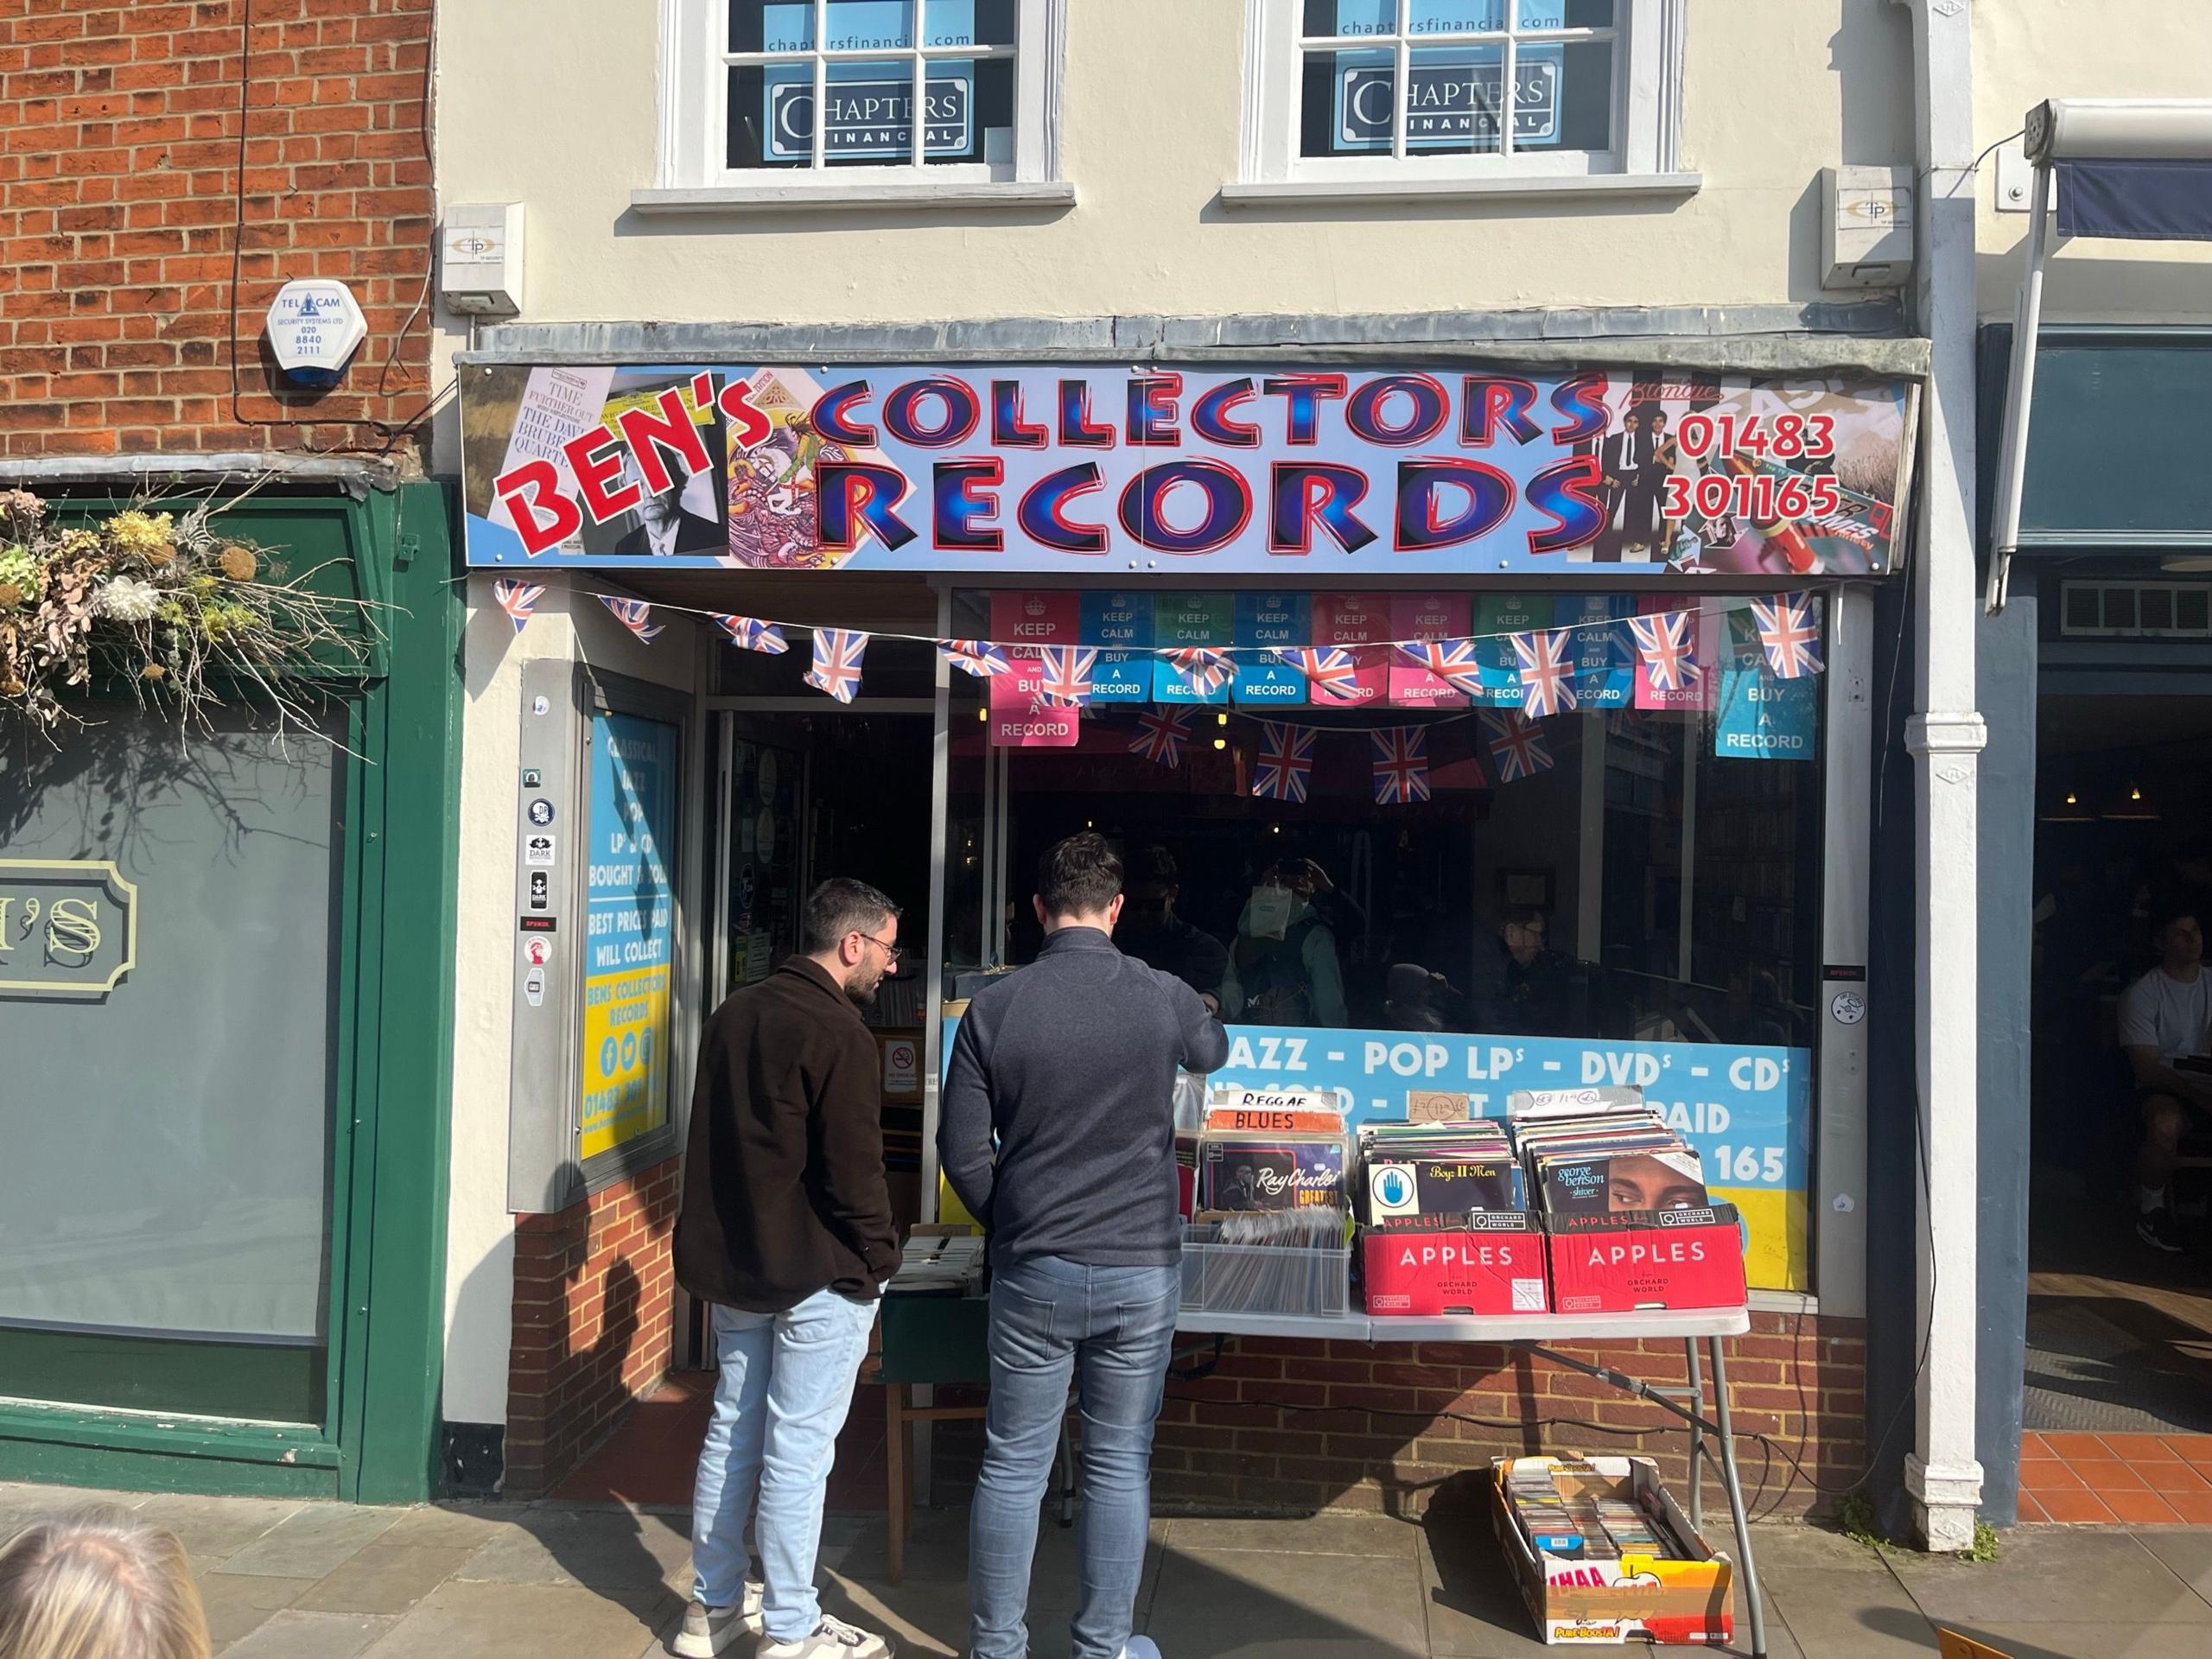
940, 832, 1227, 1659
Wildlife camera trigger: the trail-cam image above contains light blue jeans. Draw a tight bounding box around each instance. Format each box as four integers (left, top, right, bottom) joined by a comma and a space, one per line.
691, 1288, 879, 1640
969, 1255, 1180, 1659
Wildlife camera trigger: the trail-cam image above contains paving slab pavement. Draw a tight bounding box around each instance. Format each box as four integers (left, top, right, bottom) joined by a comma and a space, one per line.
3, 1479, 2210, 1656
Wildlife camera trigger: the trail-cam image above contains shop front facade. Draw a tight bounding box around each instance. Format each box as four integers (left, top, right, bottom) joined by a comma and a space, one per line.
429, 0, 1971, 1528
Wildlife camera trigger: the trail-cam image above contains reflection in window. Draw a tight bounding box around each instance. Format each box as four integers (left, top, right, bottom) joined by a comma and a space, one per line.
937, 589, 1823, 1059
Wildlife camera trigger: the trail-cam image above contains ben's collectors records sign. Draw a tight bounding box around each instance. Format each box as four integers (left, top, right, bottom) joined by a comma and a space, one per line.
458, 365, 1918, 579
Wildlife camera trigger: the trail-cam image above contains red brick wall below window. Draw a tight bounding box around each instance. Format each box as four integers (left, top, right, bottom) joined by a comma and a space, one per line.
0, 0, 435, 459
505, 1159, 683, 1497
932, 1313, 1864, 1522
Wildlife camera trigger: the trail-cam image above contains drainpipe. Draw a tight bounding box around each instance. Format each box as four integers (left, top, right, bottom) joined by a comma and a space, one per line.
1893, 0, 1986, 1552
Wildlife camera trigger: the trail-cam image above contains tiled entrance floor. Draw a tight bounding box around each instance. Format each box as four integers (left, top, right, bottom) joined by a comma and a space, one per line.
2019, 1431, 2212, 1525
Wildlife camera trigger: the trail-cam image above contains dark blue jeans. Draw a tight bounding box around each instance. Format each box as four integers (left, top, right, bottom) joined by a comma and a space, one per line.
969, 1255, 1179, 1659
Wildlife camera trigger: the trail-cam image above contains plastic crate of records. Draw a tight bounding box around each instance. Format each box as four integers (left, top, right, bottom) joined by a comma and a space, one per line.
1180, 1128, 1352, 1319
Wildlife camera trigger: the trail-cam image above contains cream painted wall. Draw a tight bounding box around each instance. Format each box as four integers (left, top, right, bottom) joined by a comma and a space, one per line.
1976, 0, 2212, 321
433, 0, 1915, 327
442, 582, 699, 1429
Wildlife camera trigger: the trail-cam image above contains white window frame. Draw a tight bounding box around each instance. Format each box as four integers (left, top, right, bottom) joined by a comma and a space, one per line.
1233, 0, 1694, 204
644, 0, 1069, 209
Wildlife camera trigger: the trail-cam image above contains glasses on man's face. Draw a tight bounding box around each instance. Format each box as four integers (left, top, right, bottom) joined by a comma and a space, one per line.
857, 931, 903, 966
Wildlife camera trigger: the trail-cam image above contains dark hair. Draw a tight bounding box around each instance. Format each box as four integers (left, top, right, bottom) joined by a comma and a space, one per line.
2152, 904, 2202, 942
802, 877, 900, 955
1038, 831, 1122, 918
1127, 845, 1178, 888
1500, 904, 1548, 931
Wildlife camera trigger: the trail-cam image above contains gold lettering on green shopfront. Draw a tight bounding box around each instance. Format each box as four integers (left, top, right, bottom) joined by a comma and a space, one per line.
0, 861, 137, 997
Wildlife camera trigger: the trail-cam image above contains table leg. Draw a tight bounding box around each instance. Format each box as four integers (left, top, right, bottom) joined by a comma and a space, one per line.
1684, 1339, 1707, 1538
886, 1382, 907, 1586
1705, 1337, 1768, 1659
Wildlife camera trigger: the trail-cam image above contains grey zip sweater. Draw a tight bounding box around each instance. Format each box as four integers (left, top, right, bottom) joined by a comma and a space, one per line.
940, 925, 1229, 1268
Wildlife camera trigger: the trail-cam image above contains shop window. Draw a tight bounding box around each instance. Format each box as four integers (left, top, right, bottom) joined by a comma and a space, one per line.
0, 707, 343, 1422
1242, 0, 1684, 189
658, 0, 1063, 189
936, 588, 1823, 1291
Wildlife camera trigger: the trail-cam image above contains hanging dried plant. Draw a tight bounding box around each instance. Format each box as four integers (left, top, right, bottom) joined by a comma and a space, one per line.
0, 486, 384, 743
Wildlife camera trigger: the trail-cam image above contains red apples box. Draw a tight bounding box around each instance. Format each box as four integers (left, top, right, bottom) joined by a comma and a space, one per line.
1363, 1215, 1549, 1317
1543, 1207, 1747, 1314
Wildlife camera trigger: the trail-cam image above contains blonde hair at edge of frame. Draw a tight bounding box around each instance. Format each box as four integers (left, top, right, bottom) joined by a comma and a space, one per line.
0, 1507, 211, 1659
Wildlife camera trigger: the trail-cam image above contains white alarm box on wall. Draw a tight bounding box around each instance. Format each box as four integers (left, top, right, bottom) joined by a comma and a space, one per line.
1821, 165, 1915, 289
440, 201, 525, 317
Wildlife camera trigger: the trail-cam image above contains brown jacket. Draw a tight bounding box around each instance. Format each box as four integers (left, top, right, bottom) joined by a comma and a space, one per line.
674, 957, 899, 1313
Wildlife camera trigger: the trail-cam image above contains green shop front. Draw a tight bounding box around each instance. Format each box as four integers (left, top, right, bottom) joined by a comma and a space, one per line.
461, 355, 1910, 1516
0, 469, 462, 1502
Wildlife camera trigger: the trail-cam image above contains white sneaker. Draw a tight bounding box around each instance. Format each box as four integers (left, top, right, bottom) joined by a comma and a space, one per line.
760, 1614, 896, 1659
1122, 1639, 1162, 1659
671, 1582, 763, 1656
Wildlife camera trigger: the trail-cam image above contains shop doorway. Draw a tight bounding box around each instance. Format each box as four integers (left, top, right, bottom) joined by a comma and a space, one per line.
706, 706, 936, 1225
2024, 688, 2212, 1446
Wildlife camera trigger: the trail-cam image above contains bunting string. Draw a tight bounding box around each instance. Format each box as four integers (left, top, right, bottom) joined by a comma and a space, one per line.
486, 576, 1824, 722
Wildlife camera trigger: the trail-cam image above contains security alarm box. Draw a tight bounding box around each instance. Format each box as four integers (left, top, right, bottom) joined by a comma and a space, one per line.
441, 201, 524, 317
1821, 165, 1914, 289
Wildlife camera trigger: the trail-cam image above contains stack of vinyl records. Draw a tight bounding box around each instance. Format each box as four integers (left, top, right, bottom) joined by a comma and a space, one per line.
1355, 1120, 1523, 1227
1191, 1107, 1351, 1316
1511, 1108, 1710, 1227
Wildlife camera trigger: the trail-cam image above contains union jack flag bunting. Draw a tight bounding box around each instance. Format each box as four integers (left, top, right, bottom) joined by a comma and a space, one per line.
597, 594, 662, 642
1370, 726, 1430, 805
1481, 709, 1554, 782
804, 628, 869, 703
492, 578, 544, 635
1750, 593, 1823, 679
714, 614, 788, 654
1165, 646, 1235, 698
1035, 645, 1098, 707
1627, 609, 1699, 693
1510, 627, 1579, 718
939, 639, 1012, 678
1251, 721, 1318, 802
1294, 646, 1361, 700
1128, 706, 1193, 768
1393, 636, 1485, 696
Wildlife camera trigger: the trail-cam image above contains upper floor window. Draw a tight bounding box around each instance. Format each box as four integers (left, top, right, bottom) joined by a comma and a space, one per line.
656, 1, 1064, 194
1240, 0, 1687, 195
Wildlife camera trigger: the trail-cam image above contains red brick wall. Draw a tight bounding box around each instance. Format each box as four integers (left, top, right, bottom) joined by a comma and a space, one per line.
1152, 1314, 1866, 1519
931, 1312, 1863, 1520
505, 1159, 683, 1497
0, 0, 435, 459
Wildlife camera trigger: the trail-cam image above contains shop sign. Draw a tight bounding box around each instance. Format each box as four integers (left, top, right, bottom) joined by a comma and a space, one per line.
942, 1015, 1815, 1293
0, 859, 137, 1000
461, 363, 1916, 578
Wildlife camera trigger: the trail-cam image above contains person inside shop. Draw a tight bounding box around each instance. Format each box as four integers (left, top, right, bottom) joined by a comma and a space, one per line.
1115, 845, 1229, 1001
2120, 904, 2212, 1255
1382, 962, 1473, 1033
1466, 904, 1573, 1037
1218, 855, 1351, 1027
940, 832, 1226, 1659
671, 877, 904, 1659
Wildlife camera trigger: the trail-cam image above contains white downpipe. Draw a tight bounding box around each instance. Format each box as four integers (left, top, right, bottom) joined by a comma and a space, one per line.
1896, 0, 1986, 1552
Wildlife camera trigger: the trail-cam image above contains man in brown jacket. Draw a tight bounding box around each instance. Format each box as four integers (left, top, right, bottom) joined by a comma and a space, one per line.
673, 878, 902, 1659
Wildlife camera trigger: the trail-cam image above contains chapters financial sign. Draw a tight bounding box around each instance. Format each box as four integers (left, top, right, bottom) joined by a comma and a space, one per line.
461, 363, 1916, 580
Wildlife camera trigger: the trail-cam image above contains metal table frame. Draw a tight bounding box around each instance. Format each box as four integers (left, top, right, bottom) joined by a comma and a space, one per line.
1174, 1306, 1768, 1659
